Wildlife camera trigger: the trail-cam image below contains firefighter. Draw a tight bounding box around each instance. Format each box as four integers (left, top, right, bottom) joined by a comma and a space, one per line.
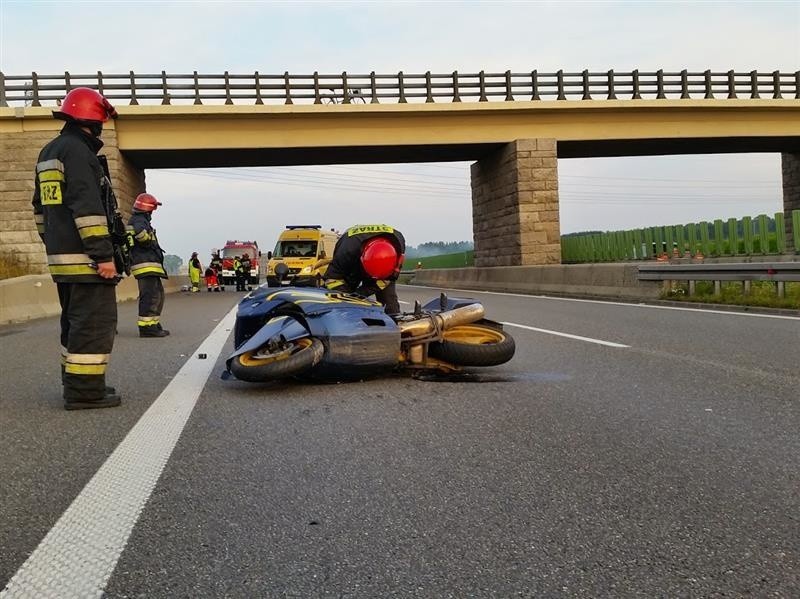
31, 87, 121, 410
127, 193, 170, 337
188, 252, 202, 292
233, 255, 244, 291
204, 265, 220, 292
240, 252, 253, 291
209, 251, 224, 291
324, 224, 405, 316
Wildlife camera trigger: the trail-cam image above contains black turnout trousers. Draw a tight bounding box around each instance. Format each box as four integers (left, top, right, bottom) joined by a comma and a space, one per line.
137, 276, 165, 329
57, 282, 117, 401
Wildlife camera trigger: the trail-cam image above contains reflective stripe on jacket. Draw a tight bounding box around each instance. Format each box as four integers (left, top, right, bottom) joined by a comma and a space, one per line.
31, 123, 115, 284
127, 211, 167, 279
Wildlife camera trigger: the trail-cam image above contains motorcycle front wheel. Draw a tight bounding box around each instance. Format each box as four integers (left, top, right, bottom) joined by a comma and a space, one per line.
230, 337, 324, 382
428, 324, 515, 367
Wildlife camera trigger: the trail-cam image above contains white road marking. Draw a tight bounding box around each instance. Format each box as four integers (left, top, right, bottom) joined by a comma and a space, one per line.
1, 306, 239, 599
403, 285, 800, 321
502, 321, 630, 348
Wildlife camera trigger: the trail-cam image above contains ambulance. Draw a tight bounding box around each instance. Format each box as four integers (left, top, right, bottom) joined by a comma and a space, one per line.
266, 225, 340, 287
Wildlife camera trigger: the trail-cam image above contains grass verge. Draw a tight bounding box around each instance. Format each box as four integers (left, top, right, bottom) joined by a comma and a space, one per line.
663, 281, 800, 310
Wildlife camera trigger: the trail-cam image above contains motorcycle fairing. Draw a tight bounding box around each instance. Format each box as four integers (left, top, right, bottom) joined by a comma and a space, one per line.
226, 315, 310, 371
233, 287, 382, 346
421, 295, 477, 312
229, 286, 401, 376
307, 308, 400, 375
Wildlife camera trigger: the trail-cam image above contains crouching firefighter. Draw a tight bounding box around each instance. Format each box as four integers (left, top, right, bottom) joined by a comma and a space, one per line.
32, 87, 124, 410
324, 224, 405, 316
127, 193, 170, 337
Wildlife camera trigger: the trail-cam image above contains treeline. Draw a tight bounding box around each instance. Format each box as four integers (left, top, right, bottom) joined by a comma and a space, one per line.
405, 241, 474, 258
163, 254, 183, 275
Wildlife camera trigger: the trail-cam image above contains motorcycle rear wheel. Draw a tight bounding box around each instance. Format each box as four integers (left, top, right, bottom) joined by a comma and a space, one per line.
428, 324, 515, 367
230, 337, 324, 382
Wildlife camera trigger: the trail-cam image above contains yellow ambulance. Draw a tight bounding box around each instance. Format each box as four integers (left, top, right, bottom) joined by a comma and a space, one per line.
266, 225, 340, 287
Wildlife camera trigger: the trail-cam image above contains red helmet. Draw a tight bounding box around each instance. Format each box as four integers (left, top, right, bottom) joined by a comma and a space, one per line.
53, 87, 118, 123
133, 193, 162, 212
360, 237, 402, 280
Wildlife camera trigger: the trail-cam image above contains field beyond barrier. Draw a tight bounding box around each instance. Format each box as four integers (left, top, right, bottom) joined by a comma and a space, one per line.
410, 264, 662, 299
0, 275, 189, 325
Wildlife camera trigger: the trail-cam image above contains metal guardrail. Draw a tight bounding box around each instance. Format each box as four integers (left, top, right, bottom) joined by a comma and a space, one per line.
638, 262, 800, 298
1, 70, 798, 107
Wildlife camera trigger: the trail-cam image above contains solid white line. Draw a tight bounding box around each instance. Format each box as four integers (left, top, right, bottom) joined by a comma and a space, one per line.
1, 306, 238, 599
403, 285, 800, 321
502, 321, 630, 348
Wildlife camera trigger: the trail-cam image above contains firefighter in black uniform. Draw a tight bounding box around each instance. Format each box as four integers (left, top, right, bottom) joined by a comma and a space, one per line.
324, 224, 405, 316
127, 193, 170, 337
31, 87, 121, 410
240, 252, 253, 291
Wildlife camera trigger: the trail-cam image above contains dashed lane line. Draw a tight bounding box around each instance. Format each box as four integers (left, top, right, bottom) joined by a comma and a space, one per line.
1, 305, 239, 599
502, 321, 630, 348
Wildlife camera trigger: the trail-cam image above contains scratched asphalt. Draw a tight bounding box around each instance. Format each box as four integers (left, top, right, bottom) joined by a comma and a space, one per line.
1, 286, 798, 597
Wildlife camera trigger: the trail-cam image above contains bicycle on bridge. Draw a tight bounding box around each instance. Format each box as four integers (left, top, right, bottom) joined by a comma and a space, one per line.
320, 87, 367, 104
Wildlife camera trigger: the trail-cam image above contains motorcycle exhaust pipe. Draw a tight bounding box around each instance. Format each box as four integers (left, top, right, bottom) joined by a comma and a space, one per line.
399, 303, 485, 338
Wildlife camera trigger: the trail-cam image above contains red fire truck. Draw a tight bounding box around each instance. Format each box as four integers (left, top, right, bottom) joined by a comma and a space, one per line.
219, 240, 261, 286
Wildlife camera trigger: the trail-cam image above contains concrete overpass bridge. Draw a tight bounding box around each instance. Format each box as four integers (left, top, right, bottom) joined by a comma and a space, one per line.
1, 69, 799, 272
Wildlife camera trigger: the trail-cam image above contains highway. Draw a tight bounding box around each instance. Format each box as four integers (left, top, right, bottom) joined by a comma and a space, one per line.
1, 285, 798, 598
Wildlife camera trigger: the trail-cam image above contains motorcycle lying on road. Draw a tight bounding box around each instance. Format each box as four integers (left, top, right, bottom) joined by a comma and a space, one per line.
226, 287, 515, 382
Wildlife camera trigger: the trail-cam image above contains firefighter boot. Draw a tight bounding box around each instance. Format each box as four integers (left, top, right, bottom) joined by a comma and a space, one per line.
140, 325, 170, 338
65, 394, 122, 411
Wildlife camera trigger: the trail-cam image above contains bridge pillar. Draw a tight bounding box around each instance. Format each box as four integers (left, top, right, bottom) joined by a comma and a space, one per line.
783, 153, 800, 251
0, 124, 144, 274
471, 139, 561, 266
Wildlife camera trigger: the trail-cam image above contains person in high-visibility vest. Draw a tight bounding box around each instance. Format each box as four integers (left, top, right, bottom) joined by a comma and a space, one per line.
240, 252, 253, 291
188, 252, 202, 292
127, 193, 169, 337
233, 255, 245, 291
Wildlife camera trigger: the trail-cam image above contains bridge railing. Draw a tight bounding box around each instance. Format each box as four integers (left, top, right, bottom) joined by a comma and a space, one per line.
1, 70, 798, 107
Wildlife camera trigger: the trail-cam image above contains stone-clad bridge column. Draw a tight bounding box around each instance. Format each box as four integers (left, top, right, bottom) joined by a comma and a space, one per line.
783, 153, 800, 251
0, 124, 145, 274
471, 139, 561, 266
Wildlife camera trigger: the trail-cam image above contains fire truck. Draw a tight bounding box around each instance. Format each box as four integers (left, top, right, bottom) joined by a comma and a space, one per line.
219, 240, 261, 286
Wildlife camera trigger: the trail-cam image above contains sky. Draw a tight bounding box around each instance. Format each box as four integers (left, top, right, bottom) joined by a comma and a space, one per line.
1, 0, 798, 262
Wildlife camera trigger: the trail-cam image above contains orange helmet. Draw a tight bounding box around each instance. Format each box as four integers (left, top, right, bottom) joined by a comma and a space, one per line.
360, 237, 402, 280
53, 87, 117, 123
133, 193, 162, 212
